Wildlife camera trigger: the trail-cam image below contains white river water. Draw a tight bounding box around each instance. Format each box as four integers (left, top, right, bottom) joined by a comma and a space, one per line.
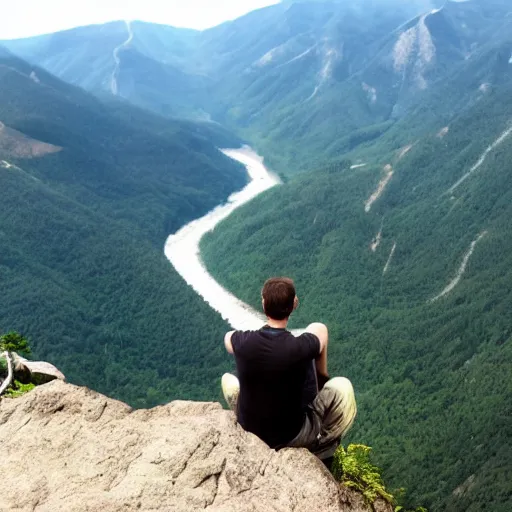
164, 146, 281, 331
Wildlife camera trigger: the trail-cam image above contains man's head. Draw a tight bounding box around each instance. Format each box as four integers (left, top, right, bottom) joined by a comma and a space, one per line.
261, 277, 298, 321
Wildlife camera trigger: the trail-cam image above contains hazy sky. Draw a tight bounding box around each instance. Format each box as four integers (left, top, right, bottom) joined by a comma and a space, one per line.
1, 0, 281, 39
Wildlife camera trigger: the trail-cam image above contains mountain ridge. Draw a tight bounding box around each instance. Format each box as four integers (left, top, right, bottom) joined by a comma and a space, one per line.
2, 0, 451, 154
0, 51, 248, 408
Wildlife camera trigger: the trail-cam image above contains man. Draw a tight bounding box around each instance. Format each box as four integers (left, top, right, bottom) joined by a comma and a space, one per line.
222, 277, 357, 461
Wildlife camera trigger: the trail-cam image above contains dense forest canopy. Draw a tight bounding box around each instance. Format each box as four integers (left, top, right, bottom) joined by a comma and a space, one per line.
201, 79, 512, 511
0, 52, 246, 406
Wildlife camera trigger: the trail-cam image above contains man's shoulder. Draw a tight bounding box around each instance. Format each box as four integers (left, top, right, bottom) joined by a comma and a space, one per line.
294, 331, 320, 342
231, 330, 263, 352
232, 329, 261, 339
288, 331, 321, 359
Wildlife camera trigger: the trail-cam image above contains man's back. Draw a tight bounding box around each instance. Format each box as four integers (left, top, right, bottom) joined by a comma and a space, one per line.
231, 326, 320, 448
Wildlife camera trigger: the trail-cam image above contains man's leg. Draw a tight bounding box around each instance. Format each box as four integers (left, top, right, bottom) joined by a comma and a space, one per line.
287, 376, 357, 460
221, 373, 239, 411
321, 377, 357, 440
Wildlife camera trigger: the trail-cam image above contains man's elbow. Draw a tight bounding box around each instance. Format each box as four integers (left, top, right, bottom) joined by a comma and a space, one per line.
224, 331, 235, 354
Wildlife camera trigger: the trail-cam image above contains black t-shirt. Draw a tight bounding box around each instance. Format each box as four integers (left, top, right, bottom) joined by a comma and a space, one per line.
231, 326, 320, 448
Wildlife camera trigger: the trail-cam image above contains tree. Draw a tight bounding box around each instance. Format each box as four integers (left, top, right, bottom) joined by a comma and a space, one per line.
0, 331, 31, 355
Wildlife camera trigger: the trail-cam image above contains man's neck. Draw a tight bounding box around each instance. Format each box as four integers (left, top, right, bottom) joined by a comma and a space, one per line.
266, 317, 289, 329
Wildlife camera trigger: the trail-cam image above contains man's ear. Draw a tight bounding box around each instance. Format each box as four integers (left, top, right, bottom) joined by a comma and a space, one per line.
293, 296, 299, 310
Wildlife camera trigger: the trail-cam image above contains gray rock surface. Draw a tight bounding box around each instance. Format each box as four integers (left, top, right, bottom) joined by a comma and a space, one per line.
0, 381, 391, 512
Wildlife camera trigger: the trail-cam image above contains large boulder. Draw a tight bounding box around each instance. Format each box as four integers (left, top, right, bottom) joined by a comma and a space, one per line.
0, 381, 391, 512
10, 352, 31, 384
11, 352, 65, 385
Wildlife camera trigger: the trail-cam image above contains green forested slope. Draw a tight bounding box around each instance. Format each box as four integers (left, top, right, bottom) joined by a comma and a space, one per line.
201, 86, 512, 510
2, 21, 211, 119
0, 53, 245, 407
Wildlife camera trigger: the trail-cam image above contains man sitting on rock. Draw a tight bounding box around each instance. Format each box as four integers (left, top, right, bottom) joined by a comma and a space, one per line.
222, 277, 357, 462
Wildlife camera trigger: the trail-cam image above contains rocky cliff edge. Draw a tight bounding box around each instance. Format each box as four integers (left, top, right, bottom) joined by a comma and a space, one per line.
0, 381, 391, 512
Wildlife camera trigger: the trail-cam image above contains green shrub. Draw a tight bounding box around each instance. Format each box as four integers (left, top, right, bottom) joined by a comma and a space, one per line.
332, 444, 395, 505
0, 331, 31, 355
332, 444, 428, 512
3, 380, 36, 398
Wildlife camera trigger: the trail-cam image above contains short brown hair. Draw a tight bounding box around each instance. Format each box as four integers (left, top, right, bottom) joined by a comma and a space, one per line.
262, 277, 296, 320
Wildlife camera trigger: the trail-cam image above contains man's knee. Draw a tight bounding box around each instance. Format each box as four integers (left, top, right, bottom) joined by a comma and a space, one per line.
222, 373, 239, 390
221, 373, 240, 411
321, 377, 357, 437
324, 376, 355, 401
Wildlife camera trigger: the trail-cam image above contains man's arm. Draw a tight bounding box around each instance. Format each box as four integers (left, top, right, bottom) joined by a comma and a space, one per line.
305, 322, 328, 377
224, 330, 235, 354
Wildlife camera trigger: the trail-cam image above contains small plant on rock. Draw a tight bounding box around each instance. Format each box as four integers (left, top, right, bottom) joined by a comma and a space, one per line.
332, 444, 427, 512
0, 332, 34, 399
332, 444, 394, 505
4, 380, 36, 398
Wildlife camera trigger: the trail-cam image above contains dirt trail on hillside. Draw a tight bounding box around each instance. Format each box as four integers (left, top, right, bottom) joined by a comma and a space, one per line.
110, 20, 133, 96
306, 47, 337, 101
365, 164, 393, 213
383, 242, 397, 275
447, 126, 512, 193
397, 144, 414, 160
429, 232, 487, 302
437, 126, 449, 138
370, 229, 382, 252
370, 220, 384, 252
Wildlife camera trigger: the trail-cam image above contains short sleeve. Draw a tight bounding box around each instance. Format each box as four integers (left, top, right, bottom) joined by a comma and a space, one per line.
296, 333, 321, 360
230, 331, 245, 354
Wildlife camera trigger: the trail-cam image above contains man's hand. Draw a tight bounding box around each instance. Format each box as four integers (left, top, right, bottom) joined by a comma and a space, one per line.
224, 331, 235, 354
305, 322, 329, 380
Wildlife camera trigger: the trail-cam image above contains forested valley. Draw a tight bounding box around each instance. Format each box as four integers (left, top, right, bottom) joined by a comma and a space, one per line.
201, 75, 512, 511
2, 0, 512, 510
0, 51, 246, 406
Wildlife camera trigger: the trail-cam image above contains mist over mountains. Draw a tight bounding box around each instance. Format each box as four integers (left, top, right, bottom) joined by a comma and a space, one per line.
5, 0, 511, 172
1, 0, 512, 510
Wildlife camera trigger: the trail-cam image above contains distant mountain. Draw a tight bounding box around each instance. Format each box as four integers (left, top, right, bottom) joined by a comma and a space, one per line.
0, 52, 246, 407
2, 1, 447, 148
3, 21, 208, 119
8, 0, 509, 172
228, 0, 512, 171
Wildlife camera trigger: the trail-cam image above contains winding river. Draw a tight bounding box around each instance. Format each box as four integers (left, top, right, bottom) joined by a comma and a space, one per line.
164, 146, 281, 331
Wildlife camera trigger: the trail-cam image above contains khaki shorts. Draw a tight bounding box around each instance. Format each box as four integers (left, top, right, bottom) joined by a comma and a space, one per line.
286, 377, 357, 459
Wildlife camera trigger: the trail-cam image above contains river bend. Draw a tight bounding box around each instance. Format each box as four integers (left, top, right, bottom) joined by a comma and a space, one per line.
164, 147, 280, 331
